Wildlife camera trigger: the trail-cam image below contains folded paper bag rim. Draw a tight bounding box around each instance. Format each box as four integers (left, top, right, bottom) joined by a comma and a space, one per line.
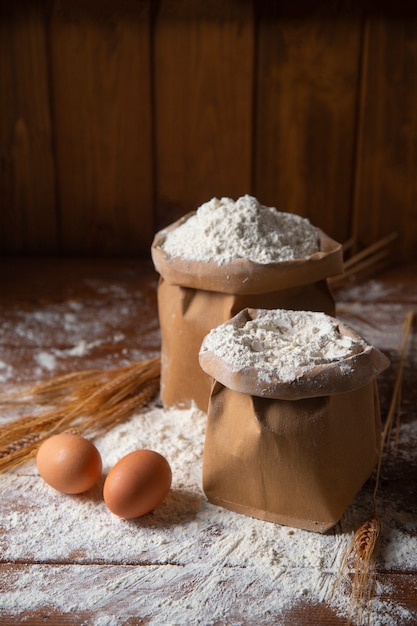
151, 212, 344, 295
199, 308, 390, 401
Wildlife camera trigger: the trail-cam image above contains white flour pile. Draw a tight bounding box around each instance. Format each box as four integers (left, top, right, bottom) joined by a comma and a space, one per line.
160, 195, 319, 264
0, 402, 416, 626
201, 309, 365, 383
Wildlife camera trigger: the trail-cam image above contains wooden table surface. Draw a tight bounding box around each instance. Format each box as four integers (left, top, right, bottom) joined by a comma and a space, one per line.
0, 257, 416, 625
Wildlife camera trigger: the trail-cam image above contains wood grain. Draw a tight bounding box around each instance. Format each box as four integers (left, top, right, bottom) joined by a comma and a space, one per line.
48, 0, 154, 256
153, 0, 254, 228
0, 1, 57, 253
0, 258, 416, 625
353, 9, 417, 261
1, 1, 417, 259
253, 1, 363, 245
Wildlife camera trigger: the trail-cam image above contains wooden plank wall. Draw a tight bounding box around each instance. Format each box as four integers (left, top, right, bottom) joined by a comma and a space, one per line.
1, 0, 416, 259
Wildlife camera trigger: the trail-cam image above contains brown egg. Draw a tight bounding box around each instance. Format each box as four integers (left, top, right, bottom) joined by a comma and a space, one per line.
103, 449, 172, 519
36, 433, 102, 494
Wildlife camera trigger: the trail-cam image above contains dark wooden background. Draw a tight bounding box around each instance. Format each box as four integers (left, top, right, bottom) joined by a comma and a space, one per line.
1, 0, 416, 259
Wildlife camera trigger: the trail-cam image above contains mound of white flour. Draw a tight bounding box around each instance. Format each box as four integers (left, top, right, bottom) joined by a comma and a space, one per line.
201, 309, 366, 383
161, 195, 319, 264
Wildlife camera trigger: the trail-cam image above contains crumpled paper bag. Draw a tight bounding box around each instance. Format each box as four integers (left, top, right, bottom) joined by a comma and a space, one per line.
151, 216, 343, 411
199, 309, 390, 532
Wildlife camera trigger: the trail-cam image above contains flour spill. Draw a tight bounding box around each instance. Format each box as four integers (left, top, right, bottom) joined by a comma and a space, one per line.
0, 402, 415, 625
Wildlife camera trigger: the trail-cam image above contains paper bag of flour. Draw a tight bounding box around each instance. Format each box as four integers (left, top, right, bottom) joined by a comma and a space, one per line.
199, 308, 390, 532
151, 196, 343, 411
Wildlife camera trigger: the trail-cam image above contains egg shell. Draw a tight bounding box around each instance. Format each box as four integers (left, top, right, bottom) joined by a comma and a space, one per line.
103, 449, 172, 519
36, 433, 102, 494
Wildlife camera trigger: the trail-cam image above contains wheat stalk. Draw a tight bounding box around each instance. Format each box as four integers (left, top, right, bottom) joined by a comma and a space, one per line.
330, 233, 397, 287
334, 310, 414, 624
379, 310, 414, 454
337, 516, 381, 625
342, 232, 398, 271
0, 357, 161, 472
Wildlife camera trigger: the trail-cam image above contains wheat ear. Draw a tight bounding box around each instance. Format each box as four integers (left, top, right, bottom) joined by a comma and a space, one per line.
334, 310, 414, 625
0, 357, 161, 472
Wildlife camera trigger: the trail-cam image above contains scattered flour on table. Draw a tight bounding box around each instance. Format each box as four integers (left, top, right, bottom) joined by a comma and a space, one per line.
35, 351, 57, 372
201, 309, 366, 383
0, 402, 415, 626
159, 195, 320, 264
0, 297, 160, 387
0, 360, 13, 383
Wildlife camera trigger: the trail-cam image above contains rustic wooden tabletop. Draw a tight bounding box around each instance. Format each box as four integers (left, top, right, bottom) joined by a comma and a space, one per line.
0, 257, 416, 625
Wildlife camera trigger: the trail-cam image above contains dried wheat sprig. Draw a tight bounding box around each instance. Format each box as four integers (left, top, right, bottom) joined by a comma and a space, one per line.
330, 250, 391, 288
80, 380, 159, 438
336, 516, 381, 626
343, 232, 398, 271
0, 363, 146, 406
0, 432, 42, 460
0, 359, 160, 443
342, 237, 357, 254
334, 310, 414, 625
330, 232, 397, 287
372, 310, 414, 498
0, 357, 161, 473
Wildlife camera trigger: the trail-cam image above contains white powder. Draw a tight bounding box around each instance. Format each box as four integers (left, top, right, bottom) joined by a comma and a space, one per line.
0, 402, 415, 625
35, 351, 57, 372
0, 360, 13, 383
160, 195, 319, 264
201, 309, 366, 383
0, 294, 160, 389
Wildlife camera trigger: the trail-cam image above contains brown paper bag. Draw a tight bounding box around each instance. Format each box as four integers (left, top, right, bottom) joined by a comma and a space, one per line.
152, 221, 343, 411
199, 310, 390, 532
